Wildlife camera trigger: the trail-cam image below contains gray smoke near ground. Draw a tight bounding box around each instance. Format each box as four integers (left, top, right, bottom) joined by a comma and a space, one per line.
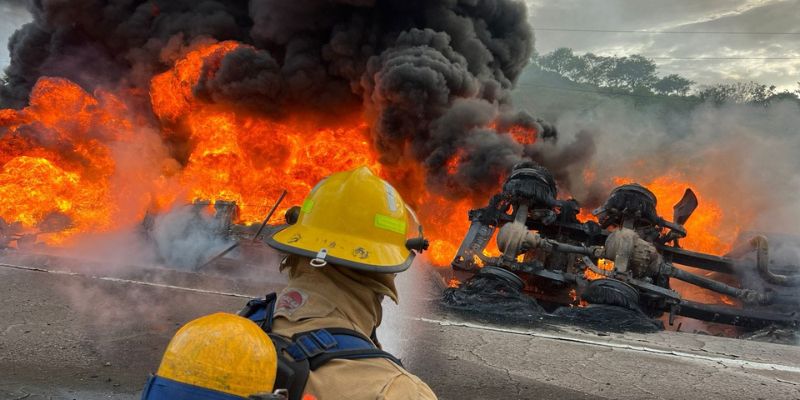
150, 205, 236, 270
42, 204, 239, 272
1, 0, 555, 198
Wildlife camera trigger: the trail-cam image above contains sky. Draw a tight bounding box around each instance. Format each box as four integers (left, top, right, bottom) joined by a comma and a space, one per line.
526, 0, 800, 91
1, 0, 798, 91
0, 0, 29, 74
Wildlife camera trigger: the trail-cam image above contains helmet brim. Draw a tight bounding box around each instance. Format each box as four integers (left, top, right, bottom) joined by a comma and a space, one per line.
267, 224, 415, 273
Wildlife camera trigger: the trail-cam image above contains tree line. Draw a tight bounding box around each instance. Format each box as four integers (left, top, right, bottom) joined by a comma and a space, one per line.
533, 47, 800, 106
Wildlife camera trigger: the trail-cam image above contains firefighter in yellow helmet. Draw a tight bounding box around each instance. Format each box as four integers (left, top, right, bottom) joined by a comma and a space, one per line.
141, 313, 291, 400
240, 166, 438, 400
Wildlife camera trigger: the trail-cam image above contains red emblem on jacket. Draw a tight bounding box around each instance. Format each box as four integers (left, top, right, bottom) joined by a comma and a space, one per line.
276, 290, 307, 315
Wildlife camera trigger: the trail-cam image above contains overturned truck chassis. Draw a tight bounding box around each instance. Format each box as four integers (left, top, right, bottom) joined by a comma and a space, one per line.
450, 163, 800, 329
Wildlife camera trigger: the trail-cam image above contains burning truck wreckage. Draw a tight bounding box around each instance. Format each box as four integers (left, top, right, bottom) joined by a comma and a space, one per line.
442, 163, 800, 334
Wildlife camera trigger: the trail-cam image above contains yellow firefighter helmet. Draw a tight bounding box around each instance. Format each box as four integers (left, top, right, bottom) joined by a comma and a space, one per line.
267, 166, 427, 273
142, 313, 279, 399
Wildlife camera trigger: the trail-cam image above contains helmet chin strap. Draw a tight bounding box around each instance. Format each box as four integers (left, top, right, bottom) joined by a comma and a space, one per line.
405, 225, 429, 252
403, 205, 429, 253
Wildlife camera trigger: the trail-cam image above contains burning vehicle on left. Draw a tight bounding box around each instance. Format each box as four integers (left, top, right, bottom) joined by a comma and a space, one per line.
0, 211, 73, 251
0, 190, 286, 273
443, 162, 800, 333
140, 200, 246, 270
137, 195, 289, 271
0, 218, 39, 251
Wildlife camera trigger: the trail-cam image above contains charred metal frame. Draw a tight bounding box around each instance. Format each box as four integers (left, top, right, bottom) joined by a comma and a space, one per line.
450, 164, 800, 329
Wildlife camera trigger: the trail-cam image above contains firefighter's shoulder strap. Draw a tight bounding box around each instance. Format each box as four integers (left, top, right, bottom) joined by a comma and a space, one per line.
239, 294, 403, 400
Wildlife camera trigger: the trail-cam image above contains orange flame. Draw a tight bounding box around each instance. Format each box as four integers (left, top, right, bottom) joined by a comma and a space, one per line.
0, 41, 493, 259
0, 78, 139, 242
609, 175, 739, 305
507, 124, 537, 145
584, 258, 614, 281
612, 175, 731, 255
148, 42, 386, 223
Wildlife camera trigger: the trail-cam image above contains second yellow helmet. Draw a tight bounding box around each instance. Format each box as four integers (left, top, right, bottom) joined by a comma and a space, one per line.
143, 313, 279, 399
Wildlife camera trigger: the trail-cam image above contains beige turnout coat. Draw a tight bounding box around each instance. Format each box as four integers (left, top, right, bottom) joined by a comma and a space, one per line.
271, 257, 437, 400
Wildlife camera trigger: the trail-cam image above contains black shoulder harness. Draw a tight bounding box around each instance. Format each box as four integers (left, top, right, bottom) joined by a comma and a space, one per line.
239, 293, 402, 400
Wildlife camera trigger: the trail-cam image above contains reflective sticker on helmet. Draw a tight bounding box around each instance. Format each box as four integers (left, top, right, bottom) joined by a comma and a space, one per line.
384, 182, 398, 212
301, 199, 314, 213
374, 214, 406, 234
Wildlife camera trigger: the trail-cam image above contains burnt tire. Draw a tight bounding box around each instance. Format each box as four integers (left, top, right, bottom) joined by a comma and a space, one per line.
442, 266, 544, 316
582, 279, 640, 311
477, 266, 525, 291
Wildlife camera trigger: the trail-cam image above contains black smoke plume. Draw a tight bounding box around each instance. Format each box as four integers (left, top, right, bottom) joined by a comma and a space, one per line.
1, 0, 562, 197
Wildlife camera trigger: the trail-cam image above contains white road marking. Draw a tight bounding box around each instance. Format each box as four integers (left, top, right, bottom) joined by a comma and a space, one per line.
5, 261, 798, 374
414, 317, 800, 373
0, 262, 254, 299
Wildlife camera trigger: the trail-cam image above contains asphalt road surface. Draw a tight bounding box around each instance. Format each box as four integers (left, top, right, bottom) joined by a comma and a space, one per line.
1, 252, 799, 400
